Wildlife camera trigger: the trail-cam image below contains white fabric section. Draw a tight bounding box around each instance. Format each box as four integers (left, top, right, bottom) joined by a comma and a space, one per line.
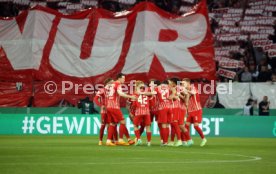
250, 83, 276, 109
0, 11, 54, 70
50, 18, 128, 77
217, 82, 251, 108
122, 11, 206, 74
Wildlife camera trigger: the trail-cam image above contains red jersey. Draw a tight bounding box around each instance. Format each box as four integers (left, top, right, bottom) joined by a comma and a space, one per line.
171, 99, 181, 109
188, 85, 202, 112
134, 93, 150, 116
93, 88, 107, 114
149, 95, 158, 112
105, 81, 121, 109
127, 97, 136, 116
180, 98, 187, 111
176, 85, 187, 110
155, 84, 171, 110
170, 86, 181, 109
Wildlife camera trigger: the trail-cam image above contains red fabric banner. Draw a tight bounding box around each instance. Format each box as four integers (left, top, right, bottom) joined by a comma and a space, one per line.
0, 1, 215, 106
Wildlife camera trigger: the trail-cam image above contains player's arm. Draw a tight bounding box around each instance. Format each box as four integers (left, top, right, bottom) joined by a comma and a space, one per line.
137, 91, 157, 96
126, 101, 133, 118
169, 87, 179, 100
93, 93, 103, 107
185, 93, 190, 108
179, 86, 188, 100
179, 92, 186, 102
126, 99, 132, 111
93, 94, 106, 113
186, 88, 196, 95
117, 88, 137, 100
126, 100, 134, 121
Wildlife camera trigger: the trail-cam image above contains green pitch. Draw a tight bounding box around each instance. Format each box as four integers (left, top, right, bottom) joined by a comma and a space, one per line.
0, 136, 275, 174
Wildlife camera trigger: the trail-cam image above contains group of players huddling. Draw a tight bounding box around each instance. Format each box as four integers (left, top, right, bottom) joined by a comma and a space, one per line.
94, 73, 207, 147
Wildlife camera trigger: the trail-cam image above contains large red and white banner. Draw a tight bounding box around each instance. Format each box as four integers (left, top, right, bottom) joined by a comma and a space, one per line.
0, 1, 215, 106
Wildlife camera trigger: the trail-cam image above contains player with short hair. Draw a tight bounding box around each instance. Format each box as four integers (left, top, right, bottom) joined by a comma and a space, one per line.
93, 78, 114, 146
183, 78, 207, 147
105, 73, 136, 146
167, 78, 182, 147
148, 79, 162, 143
178, 80, 191, 146
132, 81, 153, 146
155, 80, 172, 146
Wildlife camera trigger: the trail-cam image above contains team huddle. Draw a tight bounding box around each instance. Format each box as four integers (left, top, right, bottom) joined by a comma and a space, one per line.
94, 73, 207, 147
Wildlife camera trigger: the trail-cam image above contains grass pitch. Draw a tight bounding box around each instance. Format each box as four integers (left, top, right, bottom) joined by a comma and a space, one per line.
0, 136, 275, 174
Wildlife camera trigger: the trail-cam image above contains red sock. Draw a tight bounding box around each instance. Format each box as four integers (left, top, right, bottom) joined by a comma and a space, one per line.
163, 127, 168, 143
99, 124, 106, 141
146, 132, 151, 142
107, 125, 115, 140
113, 125, 118, 141
170, 124, 175, 141
194, 125, 205, 139
185, 124, 190, 133
181, 131, 186, 141
124, 125, 130, 139
172, 122, 181, 140
139, 123, 145, 135
119, 124, 125, 139
166, 127, 170, 141
158, 123, 163, 141
185, 124, 191, 140
134, 130, 141, 139
119, 124, 130, 139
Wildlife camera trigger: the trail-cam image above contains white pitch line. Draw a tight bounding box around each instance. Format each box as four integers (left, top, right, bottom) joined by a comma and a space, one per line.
0, 149, 262, 166
0, 158, 262, 166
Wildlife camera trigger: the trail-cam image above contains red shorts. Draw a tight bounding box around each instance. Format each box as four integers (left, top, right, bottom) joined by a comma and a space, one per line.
171, 108, 180, 122
101, 113, 109, 124
150, 111, 158, 122
129, 110, 135, 122
178, 109, 186, 125
157, 108, 172, 124
130, 108, 135, 117
133, 115, 151, 126
187, 110, 202, 123
106, 108, 124, 124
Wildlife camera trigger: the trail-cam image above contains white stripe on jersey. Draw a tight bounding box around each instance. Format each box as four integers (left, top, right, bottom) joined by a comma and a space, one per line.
135, 107, 150, 116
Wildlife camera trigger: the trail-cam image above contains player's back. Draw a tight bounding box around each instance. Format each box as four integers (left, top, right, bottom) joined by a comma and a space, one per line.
134, 93, 150, 116
155, 84, 171, 110
188, 85, 202, 112
104, 81, 121, 109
